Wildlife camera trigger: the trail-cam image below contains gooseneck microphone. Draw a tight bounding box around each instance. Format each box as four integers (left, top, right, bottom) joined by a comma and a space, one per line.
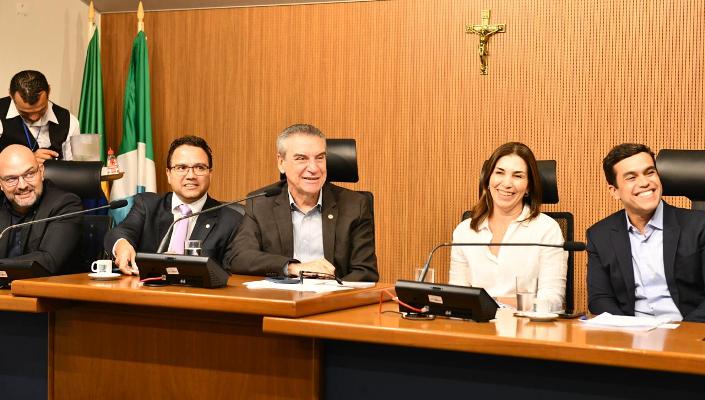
155, 186, 283, 254
0, 199, 128, 241
416, 240, 586, 282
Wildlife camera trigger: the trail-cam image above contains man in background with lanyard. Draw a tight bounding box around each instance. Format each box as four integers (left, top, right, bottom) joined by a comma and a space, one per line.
0, 70, 80, 162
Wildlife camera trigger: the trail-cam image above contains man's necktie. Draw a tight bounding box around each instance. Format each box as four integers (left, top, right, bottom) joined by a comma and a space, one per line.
168, 204, 192, 254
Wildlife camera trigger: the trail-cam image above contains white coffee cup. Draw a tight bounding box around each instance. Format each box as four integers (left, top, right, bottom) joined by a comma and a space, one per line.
91, 259, 113, 275
534, 298, 551, 314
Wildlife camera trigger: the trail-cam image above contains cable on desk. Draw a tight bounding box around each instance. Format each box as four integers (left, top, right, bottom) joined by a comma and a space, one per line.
379, 288, 425, 314
140, 276, 166, 283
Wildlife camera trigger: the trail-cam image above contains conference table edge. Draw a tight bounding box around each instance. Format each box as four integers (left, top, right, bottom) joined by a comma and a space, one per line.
10, 278, 389, 317
0, 290, 56, 313
262, 315, 705, 377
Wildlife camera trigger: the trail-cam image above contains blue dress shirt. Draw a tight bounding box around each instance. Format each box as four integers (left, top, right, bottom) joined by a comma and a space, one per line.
626, 201, 682, 321
281, 190, 324, 277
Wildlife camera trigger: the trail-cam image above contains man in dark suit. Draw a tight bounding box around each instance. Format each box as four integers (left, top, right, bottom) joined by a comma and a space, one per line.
587, 143, 705, 322
104, 136, 242, 275
228, 124, 378, 282
0, 144, 82, 274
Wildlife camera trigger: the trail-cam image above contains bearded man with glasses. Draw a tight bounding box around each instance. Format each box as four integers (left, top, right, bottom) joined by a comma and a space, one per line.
0, 144, 82, 274
104, 136, 243, 275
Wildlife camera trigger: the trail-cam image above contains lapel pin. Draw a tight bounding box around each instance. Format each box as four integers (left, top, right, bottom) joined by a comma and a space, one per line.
328, 214, 334, 220
206, 224, 211, 229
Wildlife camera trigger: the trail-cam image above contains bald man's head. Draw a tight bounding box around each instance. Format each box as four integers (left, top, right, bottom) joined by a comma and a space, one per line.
0, 144, 44, 213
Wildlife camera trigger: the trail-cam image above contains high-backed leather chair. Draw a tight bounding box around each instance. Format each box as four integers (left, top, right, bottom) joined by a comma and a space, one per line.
43, 160, 104, 199
461, 159, 577, 315
43, 160, 109, 273
656, 149, 705, 211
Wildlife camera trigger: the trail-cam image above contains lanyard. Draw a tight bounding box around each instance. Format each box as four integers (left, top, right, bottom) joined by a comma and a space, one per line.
21, 122, 38, 151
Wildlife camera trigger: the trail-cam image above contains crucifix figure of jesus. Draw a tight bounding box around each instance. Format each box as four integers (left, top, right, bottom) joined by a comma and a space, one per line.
465, 10, 506, 75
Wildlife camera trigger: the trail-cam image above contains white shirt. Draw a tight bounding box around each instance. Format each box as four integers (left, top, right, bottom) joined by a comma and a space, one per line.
449, 206, 567, 311
2, 99, 80, 160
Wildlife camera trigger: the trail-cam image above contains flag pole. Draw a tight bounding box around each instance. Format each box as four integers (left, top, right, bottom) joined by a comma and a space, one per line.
111, 0, 157, 223
137, 1, 144, 33
88, 1, 96, 37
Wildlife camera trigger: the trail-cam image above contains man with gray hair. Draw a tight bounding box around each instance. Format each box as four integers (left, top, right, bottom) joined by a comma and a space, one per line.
229, 124, 378, 282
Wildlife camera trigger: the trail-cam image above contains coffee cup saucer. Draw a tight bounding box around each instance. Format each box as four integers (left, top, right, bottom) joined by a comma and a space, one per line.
88, 272, 121, 280
523, 311, 559, 322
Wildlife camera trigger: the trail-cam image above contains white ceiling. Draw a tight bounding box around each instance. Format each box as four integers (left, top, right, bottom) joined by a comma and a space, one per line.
83, 0, 369, 13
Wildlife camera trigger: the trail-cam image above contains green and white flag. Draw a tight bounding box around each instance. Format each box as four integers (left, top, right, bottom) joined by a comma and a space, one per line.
110, 30, 157, 223
78, 23, 106, 162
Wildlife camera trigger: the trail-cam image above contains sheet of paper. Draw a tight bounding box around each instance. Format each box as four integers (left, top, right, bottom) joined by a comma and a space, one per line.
657, 323, 680, 330
243, 279, 355, 293
340, 281, 376, 289
578, 312, 672, 331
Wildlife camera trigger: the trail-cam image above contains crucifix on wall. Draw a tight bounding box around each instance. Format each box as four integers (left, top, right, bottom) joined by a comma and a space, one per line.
465, 10, 506, 75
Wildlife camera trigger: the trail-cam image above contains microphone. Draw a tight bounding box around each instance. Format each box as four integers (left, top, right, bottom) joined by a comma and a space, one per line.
155, 186, 283, 254
416, 240, 586, 282
0, 199, 129, 241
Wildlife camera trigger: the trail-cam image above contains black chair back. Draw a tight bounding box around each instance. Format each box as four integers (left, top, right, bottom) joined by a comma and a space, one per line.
43, 160, 103, 199
545, 211, 576, 315
42, 160, 109, 273
327, 139, 359, 183
656, 149, 705, 210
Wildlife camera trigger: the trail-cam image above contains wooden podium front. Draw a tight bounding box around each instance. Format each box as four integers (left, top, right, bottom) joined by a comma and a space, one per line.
11, 274, 385, 400
263, 302, 705, 399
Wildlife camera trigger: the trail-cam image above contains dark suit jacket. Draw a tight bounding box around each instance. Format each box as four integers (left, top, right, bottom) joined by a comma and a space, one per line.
0, 180, 82, 274
104, 192, 243, 268
587, 202, 705, 322
227, 181, 378, 282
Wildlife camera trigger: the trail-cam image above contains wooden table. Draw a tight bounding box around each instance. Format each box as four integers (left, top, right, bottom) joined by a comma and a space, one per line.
11, 274, 382, 317
0, 291, 56, 400
264, 303, 705, 399
0, 290, 53, 313
11, 274, 387, 400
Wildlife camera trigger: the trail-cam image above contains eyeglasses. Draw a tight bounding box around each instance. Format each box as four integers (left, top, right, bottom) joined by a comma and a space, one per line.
298, 270, 343, 285
0, 167, 40, 187
168, 164, 211, 176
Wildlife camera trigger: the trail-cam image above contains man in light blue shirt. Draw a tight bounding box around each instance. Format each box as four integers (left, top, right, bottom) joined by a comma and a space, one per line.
229, 124, 378, 282
626, 201, 682, 321
289, 191, 324, 265
587, 143, 705, 322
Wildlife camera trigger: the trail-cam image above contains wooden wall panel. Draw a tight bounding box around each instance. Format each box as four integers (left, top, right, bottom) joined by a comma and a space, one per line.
101, 0, 705, 312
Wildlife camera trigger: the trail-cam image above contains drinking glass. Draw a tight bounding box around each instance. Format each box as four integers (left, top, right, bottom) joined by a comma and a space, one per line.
185, 240, 202, 256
